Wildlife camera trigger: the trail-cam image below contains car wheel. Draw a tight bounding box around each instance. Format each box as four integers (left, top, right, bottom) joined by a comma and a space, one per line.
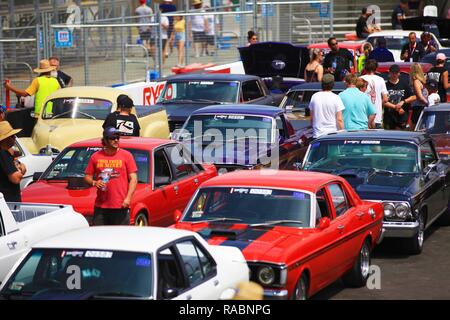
342, 239, 371, 288
403, 211, 425, 255
134, 212, 148, 226
292, 273, 308, 300
438, 200, 450, 226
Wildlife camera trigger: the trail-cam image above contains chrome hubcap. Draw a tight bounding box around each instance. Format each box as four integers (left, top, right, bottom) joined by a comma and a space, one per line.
295, 278, 306, 300
360, 244, 370, 278
417, 215, 424, 248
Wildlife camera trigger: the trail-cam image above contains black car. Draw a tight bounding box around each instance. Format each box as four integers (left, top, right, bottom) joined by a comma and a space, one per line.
302, 130, 450, 254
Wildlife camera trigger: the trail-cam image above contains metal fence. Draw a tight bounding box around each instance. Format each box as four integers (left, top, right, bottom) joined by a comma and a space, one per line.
1, 0, 333, 105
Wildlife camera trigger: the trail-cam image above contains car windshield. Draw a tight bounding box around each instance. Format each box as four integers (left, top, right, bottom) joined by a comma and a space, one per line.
182, 187, 312, 227
42, 97, 113, 120
368, 36, 408, 50
41, 147, 150, 183
281, 90, 341, 111
304, 140, 419, 173
156, 81, 239, 104
179, 114, 273, 142
416, 111, 450, 134
1, 249, 152, 299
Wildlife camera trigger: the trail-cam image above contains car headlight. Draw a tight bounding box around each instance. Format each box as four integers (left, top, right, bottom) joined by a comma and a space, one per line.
383, 203, 395, 218
257, 266, 275, 286
395, 203, 410, 219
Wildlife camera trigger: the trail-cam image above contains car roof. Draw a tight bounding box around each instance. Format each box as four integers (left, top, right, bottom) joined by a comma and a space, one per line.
33, 226, 199, 253
289, 81, 346, 91
69, 137, 173, 149
314, 130, 429, 144
45, 86, 129, 101
191, 104, 282, 117
424, 103, 450, 112
200, 170, 343, 192
165, 73, 260, 81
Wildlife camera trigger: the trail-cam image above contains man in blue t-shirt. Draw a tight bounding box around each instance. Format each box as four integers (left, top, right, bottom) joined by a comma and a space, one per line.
391, 0, 408, 30
368, 38, 395, 63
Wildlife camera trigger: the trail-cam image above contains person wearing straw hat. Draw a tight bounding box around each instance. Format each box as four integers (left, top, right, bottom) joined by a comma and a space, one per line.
0, 121, 26, 202
3, 59, 61, 119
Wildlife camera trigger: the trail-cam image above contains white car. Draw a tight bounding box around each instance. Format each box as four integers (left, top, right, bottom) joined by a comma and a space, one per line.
366, 30, 445, 62
0, 226, 249, 300
14, 138, 53, 189
0, 193, 88, 283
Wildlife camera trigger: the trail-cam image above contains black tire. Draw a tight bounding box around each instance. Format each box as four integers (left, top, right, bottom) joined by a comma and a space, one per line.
342, 239, 371, 288
438, 200, 450, 226
402, 211, 425, 255
291, 273, 308, 300
134, 212, 148, 226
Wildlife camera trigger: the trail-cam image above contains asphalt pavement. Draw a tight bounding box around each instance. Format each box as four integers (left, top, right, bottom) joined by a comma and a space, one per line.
313, 222, 450, 300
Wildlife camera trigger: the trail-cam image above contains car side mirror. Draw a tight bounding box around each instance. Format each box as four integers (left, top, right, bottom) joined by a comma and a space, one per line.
162, 287, 179, 299
174, 209, 183, 223
318, 217, 330, 230
154, 176, 171, 188
33, 172, 43, 181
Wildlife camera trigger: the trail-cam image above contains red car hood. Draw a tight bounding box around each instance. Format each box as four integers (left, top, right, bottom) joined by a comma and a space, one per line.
431, 134, 450, 157
173, 222, 316, 263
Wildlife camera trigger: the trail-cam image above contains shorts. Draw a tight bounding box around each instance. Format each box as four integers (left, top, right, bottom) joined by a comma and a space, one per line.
139, 30, 152, 42
192, 31, 205, 43
92, 207, 130, 226
205, 35, 215, 45
175, 32, 185, 42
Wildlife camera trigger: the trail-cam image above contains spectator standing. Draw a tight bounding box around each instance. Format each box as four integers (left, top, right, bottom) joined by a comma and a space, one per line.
400, 32, 425, 62
368, 38, 395, 63
339, 74, 376, 130
84, 127, 138, 226
3, 59, 60, 119
304, 49, 324, 82
357, 43, 373, 73
360, 59, 389, 129
0, 121, 26, 202
309, 74, 345, 138
391, 0, 408, 30
103, 95, 140, 137
426, 79, 440, 107
172, 16, 186, 67
323, 37, 355, 82
247, 31, 258, 46
49, 56, 73, 88
160, 14, 170, 66
204, 5, 218, 56
190, 0, 207, 58
410, 63, 428, 126
427, 53, 449, 103
383, 64, 414, 130
135, 0, 155, 63
420, 32, 437, 54
160, 0, 177, 58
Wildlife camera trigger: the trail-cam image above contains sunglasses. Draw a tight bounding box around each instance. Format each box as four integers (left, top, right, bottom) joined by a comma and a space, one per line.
330, 42, 338, 46
107, 136, 120, 141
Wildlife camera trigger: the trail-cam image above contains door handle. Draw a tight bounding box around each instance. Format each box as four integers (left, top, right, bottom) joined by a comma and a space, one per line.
7, 241, 18, 250
213, 279, 219, 286
173, 185, 179, 195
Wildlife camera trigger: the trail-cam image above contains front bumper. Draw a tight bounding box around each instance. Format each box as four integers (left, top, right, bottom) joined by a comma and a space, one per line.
263, 289, 289, 300
383, 220, 420, 238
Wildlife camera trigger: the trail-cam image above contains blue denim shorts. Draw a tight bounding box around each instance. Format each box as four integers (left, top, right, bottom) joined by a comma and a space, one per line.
175, 32, 185, 42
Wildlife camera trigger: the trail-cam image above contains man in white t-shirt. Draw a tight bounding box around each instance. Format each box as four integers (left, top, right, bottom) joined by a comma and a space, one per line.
309, 74, 345, 138
360, 59, 388, 128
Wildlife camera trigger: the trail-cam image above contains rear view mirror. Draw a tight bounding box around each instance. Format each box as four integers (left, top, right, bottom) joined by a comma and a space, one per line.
319, 217, 330, 230
174, 209, 183, 223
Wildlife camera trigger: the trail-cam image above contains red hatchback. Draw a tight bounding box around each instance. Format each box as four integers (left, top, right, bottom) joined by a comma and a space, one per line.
173, 170, 384, 300
22, 137, 217, 226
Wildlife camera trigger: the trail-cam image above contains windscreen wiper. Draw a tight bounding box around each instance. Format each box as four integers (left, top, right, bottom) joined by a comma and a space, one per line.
191, 217, 243, 224
250, 220, 303, 227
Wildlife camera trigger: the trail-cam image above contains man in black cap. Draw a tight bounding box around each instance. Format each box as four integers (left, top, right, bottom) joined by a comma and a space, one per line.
426, 79, 440, 106
102, 94, 140, 136
84, 127, 138, 226
383, 64, 414, 129
368, 38, 395, 63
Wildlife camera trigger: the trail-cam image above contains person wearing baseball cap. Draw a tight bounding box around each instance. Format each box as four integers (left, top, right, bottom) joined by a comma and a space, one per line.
426, 79, 441, 107
309, 73, 345, 138
102, 94, 140, 136
3, 59, 61, 119
84, 126, 138, 226
426, 52, 449, 103
0, 121, 26, 202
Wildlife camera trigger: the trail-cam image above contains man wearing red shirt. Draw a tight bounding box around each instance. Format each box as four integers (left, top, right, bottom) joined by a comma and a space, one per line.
84, 127, 138, 225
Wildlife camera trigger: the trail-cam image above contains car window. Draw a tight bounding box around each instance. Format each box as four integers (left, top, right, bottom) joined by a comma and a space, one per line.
315, 188, 331, 225
276, 115, 286, 138
165, 144, 196, 180
175, 240, 216, 287
153, 148, 173, 184
242, 80, 264, 101
157, 247, 188, 299
280, 91, 305, 110
420, 141, 437, 169
328, 184, 349, 217
131, 150, 150, 184
12, 141, 24, 158
0, 214, 5, 237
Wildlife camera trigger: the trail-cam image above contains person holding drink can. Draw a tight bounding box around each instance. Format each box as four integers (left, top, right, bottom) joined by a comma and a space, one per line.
84, 127, 138, 225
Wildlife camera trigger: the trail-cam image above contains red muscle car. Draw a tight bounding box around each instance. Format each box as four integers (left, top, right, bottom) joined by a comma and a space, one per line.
173, 170, 384, 299
22, 137, 217, 226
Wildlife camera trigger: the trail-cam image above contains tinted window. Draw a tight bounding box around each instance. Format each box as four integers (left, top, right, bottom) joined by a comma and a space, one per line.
157, 247, 187, 299
280, 91, 305, 110
328, 184, 349, 217
42, 98, 113, 120
242, 81, 264, 101
154, 149, 172, 182
165, 144, 196, 179
420, 142, 437, 168
316, 188, 331, 225
416, 111, 450, 134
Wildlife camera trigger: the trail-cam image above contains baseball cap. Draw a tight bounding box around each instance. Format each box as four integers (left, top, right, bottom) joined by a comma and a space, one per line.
322, 73, 335, 85
389, 64, 400, 73
436, 53, 447, 61
103, 127, 120, 139
117, 94, 134, 109
377, 37, 387, 46
427, 79, 439, 89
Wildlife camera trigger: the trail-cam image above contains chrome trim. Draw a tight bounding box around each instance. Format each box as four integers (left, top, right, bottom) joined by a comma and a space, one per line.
383, 220, 420, 238
377, 227, 386, 244
263, 289, 289, 300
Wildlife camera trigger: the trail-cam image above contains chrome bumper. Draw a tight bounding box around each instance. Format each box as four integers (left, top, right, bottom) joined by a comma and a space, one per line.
263, 289, 289, 300
383, 220, 420, 238
376, 227, 386, 244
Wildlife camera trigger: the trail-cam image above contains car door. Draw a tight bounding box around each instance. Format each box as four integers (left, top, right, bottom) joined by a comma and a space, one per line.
241, 80, 269, 104
276, 114, 305, 169
0, 214, 27, 282
151, 147, 178, 226
165, 144, 201, 213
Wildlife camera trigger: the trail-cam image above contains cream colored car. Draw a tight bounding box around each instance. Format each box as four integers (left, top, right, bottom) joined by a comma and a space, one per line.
21, 86, 170, 154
